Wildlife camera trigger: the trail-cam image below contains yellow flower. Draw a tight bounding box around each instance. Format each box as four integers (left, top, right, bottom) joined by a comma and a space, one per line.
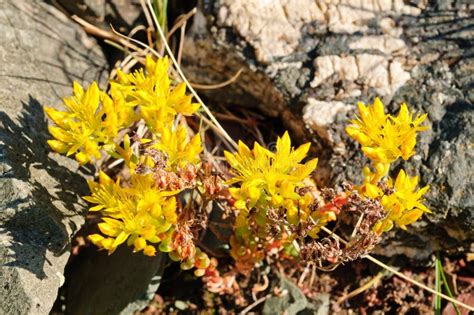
103, 87, 138, 136
362, 162, 391, 185
225, 131, 318, 231
361, 169, 430, 233
45, 81, 137, 165
346, 97, 428, 165
225, 133, 321, 268
149, 123, 202, 171
83, 171, 122, 212
108, 134, 139, 170
45, 82, 102, 164
112, 56, 199, 132
85, 171, 179, 255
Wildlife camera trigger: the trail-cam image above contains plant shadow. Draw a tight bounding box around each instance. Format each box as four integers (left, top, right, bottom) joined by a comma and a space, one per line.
0, 95, 91, 280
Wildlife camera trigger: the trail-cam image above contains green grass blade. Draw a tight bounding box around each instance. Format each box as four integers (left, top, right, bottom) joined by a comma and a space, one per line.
435, 254, 442, 315
153, 0, 168, 33
437, 256, 462, 315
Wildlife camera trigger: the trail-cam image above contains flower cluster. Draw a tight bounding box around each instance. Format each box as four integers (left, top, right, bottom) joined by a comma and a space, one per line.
85, 171, 177, 256
225, 133, 337, 269
346, 97, 428, 166
224, 132, 318, 221
112, 56, 199, 133
45, 56, 200, 166
44, 82, 136, 164
148, 124, 202, 171
346, 98, 430, 233
364, 170, 431, 233
45, 56, 213, 276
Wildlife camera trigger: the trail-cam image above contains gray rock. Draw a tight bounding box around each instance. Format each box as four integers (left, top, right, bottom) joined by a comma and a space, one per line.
182, 0, 474, 257
0, 1, 168, 314
64, 246, 166, 315
0, 0, 107, 314
262, 275, 329, 315
53, 0, 144, 31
